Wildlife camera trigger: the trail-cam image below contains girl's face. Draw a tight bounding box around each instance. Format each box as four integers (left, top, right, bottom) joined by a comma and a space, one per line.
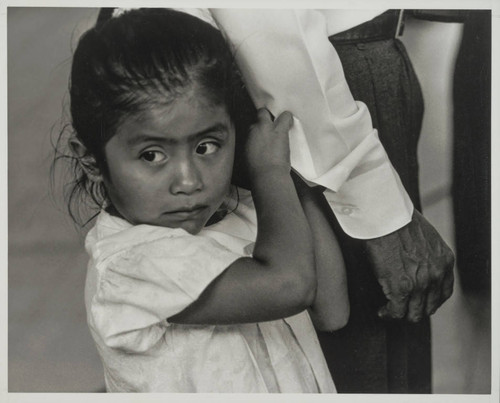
102, 92, 236, 235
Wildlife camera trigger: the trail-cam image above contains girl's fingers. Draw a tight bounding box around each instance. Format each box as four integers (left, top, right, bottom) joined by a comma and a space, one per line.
274, 111, 293, 132
255, 108, 293, 132
256, 108, 274, 122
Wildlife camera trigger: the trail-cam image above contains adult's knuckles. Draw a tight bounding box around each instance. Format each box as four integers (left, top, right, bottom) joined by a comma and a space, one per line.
396, 274, 414, 296
428, 261, 448, 284
416, 266, 431, 287
424, 273, 445, 296
389, 306, 406, 319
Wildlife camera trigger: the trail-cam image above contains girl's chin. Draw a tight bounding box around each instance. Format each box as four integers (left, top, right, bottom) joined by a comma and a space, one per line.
160, 217, 208, 235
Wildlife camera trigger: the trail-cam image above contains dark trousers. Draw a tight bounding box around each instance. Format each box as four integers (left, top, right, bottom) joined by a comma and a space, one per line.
317, 11, 431, 393
452, 11, 491, 296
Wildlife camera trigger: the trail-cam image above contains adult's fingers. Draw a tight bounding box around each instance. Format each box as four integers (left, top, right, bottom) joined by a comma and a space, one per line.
441, 268, 454, 302
426, 268, 454, 316
377, 277, 411, 320
406, 290, 426, 322
439, 245, 455, 305
407, 262, 429, 322
424, 278, 442, 316
378, 298, 410, 320
425, 251, 454, 315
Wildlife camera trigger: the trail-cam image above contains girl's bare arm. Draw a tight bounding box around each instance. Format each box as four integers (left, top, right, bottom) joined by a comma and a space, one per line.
292, 173, 349, 331
169, 110, 316, 325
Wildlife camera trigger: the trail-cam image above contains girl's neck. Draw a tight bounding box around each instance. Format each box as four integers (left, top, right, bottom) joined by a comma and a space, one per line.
104, 204, 123, 220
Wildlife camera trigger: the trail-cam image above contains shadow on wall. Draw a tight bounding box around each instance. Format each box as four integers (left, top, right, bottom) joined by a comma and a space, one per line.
8, 7, 106, 392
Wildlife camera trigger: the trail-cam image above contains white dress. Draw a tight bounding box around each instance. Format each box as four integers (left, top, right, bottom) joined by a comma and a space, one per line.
84, 188, 336, 393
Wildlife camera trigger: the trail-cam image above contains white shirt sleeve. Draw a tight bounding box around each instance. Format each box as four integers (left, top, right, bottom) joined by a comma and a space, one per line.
209, 9, 414, 239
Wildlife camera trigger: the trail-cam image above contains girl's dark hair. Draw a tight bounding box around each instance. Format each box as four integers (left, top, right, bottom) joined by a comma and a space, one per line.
59, 8, 255, 225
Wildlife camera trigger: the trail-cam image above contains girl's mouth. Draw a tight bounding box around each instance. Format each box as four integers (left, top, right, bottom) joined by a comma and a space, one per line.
164, 205, 207, 219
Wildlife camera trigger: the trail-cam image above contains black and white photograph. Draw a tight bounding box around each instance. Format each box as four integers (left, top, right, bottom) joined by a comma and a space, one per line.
5, 1, 497, 400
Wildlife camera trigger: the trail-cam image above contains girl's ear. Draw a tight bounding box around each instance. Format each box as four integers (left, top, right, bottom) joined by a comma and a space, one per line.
68, 137, 103, 183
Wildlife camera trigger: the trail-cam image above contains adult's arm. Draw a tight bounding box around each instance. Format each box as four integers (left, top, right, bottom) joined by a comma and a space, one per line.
209, 8, 413, 239
209, 9, 454, 321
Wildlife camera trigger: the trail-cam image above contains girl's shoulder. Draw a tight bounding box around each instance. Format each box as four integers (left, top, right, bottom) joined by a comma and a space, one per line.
85, 212, 242, 355
85, 210, 192, 263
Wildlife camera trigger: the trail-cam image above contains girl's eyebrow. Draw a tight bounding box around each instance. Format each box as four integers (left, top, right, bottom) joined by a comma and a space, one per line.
126, 123, 229, 147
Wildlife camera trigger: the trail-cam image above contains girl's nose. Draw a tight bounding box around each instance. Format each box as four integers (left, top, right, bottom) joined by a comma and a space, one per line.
169, 158, 203, 195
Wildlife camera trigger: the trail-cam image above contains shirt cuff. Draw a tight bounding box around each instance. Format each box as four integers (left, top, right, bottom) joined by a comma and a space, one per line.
324, 163, 414, 239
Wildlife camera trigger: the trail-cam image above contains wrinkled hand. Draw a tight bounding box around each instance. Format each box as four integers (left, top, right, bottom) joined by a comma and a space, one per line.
364, 210, 455, 322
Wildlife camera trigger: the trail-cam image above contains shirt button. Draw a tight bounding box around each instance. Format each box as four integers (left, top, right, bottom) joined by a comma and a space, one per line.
356, 43, 367, 51
340, 207, 354, 215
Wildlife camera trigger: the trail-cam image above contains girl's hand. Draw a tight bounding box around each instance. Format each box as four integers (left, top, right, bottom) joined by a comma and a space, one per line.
169, 111, 316, 326
245, 109, 293, 182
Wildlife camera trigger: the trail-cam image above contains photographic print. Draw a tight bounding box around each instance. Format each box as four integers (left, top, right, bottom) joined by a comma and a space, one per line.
5, 1, 497, 400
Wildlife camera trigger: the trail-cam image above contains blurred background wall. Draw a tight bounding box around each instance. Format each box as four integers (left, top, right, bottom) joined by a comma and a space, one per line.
7, 8, 492, 393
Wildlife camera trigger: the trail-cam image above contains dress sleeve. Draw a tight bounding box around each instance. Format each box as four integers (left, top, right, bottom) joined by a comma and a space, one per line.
90, 233, 241, 353
209, 9, 413, 238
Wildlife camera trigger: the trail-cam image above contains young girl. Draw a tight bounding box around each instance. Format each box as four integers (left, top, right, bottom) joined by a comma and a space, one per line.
62, 8, 348, 392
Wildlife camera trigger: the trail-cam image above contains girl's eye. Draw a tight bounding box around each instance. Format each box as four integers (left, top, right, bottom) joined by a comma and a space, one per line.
196, 141, 219, 155
140, 150, 166, 163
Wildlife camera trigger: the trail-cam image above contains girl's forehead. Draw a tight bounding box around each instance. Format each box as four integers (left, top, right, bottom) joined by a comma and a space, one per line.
115, 94, 233, 142
132, 90, 226, 122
